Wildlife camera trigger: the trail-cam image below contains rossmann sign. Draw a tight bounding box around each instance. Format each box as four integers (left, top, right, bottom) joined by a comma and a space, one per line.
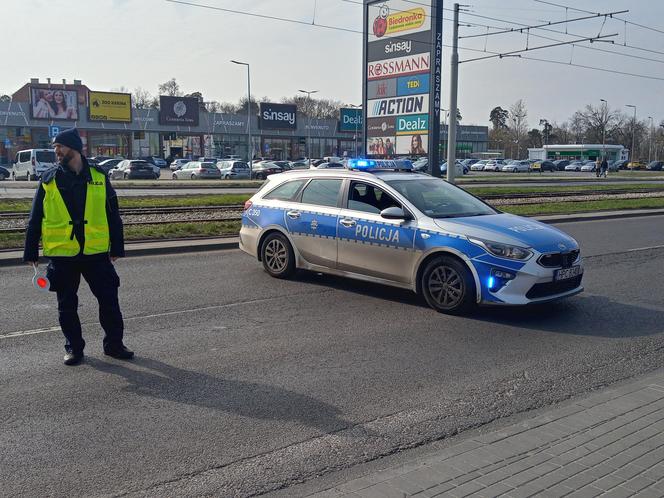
367, 53, 430, 80
259, 103, 297, 130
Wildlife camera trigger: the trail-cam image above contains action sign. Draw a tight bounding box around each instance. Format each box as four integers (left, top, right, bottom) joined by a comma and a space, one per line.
363, 0, 443, 167
88, 91, 132, 123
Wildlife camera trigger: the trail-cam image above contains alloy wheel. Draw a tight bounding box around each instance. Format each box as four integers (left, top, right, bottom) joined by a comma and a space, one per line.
427, 265, 463, 308
264, 239, 288, 273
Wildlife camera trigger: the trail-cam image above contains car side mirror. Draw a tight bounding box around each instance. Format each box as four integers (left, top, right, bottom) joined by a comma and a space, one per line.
380, 207, 409, 220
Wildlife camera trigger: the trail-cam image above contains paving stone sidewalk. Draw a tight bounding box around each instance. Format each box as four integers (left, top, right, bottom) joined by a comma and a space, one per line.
310, 372, 664, 498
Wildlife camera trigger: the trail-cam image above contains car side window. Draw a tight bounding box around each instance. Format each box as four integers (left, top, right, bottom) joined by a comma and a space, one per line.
347, 181, 401, 214
263, 179, 307, 201
19, 151, 30, 162
300, 179, 342, 208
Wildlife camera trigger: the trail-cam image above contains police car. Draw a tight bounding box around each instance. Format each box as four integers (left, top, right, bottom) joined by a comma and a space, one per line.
239, 159, 583, 314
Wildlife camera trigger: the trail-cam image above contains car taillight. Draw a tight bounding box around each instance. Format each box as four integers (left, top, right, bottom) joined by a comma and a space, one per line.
244, 200, 253, 211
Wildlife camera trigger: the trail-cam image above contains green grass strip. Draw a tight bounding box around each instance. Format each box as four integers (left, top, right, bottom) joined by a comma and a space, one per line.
501, 197, 664, 216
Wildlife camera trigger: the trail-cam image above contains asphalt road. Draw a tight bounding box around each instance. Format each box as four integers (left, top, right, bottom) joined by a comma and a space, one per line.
1, 216, 664, 497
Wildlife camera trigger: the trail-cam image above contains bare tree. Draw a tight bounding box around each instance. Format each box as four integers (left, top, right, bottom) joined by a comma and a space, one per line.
158, 78, 182, 97
133, 87, 159, 109
574, 103, 620, 144
0, 94, 11, 102
281, 95, 344, 119
509, 99, 528, 158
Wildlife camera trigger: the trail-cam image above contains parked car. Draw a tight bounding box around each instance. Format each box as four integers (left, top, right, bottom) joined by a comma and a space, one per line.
552, 160, 570, 171
502, 161, 531, 173
172, 161, 222, 180
251, 161, 283, 179
169, 158, 191, 171
646, 161, 664, 171
564, 161, 584, 172
532, 160, 556, 172
461, 158, 479, 167
290, 160, 311, 170
412, 158, 428, 172
12, 149, 58, 180
271, 161, 293, 171
440, 162, 466, 176
97, 158, 123, 175
0, 165, 10, 181
483, 159, 503, 172
612, 159, 629, 170
109, 160, 158, 180
627, 161, 647, 170
140, 156, 168, 169
580, 162, 596, 172
470, 160, 490, 171
217, 160, 251, 179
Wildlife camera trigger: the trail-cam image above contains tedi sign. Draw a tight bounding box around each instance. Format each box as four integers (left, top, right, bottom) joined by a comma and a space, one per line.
259, 103, 297, 130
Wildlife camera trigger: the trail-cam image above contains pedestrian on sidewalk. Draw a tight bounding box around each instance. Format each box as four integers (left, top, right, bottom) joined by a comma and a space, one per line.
600, 156, 609, 178
595, 157, 601, 178
23, 128, 134, 366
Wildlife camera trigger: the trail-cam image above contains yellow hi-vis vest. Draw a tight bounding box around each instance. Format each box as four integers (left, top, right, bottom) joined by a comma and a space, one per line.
41, 168, 110, 257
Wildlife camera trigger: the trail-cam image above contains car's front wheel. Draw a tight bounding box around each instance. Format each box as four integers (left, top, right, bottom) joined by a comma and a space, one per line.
421, 255, 476, 314
261, 232, 295, 279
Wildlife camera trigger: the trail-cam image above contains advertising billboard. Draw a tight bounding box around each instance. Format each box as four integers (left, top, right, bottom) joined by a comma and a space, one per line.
363, 0, 443, 163
339, 108, 363, 132
88, 91, 132, 123
159, 96, 200, 126
259, 103, 297, 130
30, 88, 78, 120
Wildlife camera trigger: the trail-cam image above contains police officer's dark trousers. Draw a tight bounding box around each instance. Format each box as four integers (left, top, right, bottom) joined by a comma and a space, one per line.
47, 256, 123, 354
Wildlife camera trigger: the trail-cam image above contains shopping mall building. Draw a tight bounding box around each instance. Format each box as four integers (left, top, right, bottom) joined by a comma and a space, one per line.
0, 79, 488, 165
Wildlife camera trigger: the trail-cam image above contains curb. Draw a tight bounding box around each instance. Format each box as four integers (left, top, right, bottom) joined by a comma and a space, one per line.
2, 209, 663, 268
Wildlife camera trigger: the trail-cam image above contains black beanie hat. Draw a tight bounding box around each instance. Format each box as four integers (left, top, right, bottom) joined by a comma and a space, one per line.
53, 128, 83, 154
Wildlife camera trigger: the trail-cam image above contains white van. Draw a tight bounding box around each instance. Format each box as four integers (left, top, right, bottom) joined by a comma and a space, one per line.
13, 149, 58, 180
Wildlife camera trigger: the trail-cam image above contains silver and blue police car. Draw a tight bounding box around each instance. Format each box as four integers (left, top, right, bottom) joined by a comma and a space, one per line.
239, 159, 583, 314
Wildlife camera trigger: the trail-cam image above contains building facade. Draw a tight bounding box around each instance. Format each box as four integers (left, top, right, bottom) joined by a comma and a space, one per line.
1, 79, 488, 165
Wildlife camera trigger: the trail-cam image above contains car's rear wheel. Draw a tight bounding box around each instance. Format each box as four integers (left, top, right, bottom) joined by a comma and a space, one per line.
261, 232, 295, 279
172, 174, 177, 180
191, 174, 196, 180
421, 255, 476, 314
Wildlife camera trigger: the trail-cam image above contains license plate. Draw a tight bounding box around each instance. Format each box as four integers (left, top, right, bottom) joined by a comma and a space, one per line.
554, 265, 582, 281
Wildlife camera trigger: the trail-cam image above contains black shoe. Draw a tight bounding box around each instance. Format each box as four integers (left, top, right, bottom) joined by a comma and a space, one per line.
104, 345, 134, 360
64, 351, 84, 366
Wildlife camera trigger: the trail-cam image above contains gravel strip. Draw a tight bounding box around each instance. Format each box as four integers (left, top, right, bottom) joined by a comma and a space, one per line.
487, 191, 664, 206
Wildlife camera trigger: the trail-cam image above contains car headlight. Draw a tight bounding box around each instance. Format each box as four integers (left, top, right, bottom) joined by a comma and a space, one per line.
469, 238, 533, 261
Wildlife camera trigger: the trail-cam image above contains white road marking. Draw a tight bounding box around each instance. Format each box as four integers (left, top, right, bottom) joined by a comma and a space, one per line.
0, 291, 329, 340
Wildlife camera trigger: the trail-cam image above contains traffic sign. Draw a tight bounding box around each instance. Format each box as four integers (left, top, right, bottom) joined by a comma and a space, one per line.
48, 125, 60, 138
3, 138, 10, 148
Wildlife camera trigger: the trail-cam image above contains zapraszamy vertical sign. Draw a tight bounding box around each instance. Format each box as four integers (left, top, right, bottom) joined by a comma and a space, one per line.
363, 0, 443, 173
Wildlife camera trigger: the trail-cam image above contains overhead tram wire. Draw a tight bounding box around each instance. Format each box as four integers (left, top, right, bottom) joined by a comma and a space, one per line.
460, 18, 664, 66
458, 9, 664, 60
164, 0, 664, 84
533, 0, 664, 37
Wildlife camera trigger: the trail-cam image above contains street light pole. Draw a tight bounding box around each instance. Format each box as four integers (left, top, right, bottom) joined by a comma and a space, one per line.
626, 104, 637, 166
299, 89, 318, 167
446, 3, 460, 183
599, 99, 607, 158
648, 116, 653, 163
349, 103, 362, 158
231, 60, 252, 175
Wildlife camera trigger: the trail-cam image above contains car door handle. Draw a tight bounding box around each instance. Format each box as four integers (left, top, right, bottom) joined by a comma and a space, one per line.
340, 219, 356, 228
286, 211, 301, 219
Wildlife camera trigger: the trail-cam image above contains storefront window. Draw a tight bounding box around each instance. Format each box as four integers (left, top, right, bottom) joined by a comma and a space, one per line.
0, 127, 33, 165
88, 132, 129, 158
262, 137, 293, 160
132, 132, 160, 158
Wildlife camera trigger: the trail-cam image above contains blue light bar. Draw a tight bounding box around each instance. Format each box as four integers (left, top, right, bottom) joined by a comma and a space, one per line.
347, 159, 413, 172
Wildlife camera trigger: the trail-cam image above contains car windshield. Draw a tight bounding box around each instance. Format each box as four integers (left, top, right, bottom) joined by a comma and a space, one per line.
386, 178, 497, 219
201, 162, 216, 168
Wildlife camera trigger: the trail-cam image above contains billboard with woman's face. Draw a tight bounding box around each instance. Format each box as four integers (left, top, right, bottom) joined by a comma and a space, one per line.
31, 88, 78, 120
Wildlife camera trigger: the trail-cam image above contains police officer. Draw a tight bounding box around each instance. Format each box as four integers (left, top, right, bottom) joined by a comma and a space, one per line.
24, 128, 133, 365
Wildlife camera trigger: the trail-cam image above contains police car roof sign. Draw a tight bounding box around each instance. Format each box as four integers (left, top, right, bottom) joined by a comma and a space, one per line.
348, 158, 413, 171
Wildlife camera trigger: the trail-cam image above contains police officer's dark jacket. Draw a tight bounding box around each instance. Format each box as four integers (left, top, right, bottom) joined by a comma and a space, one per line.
23, 157, 124, 262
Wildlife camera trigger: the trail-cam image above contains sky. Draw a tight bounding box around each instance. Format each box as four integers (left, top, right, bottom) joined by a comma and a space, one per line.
3, 0, 664, 128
